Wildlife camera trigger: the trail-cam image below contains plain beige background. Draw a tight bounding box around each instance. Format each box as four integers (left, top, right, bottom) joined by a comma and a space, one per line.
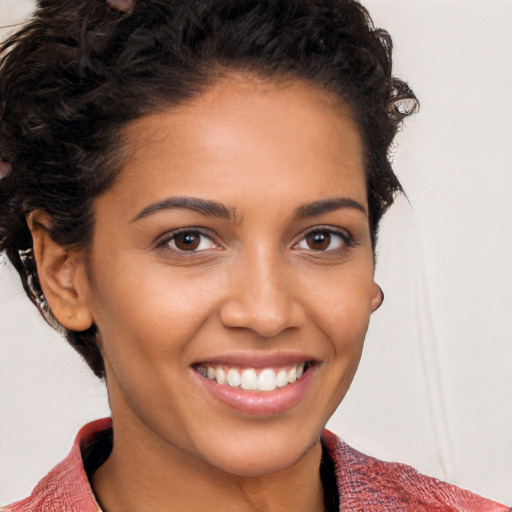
1, 0, 511, 506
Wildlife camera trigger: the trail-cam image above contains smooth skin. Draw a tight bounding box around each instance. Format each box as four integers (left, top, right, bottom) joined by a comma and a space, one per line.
31, 75, 382, 512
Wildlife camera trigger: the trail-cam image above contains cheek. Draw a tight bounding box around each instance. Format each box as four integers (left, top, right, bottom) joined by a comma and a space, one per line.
318, 275, 374, 403
305, 267, 375, 348
87, 257, 226, 364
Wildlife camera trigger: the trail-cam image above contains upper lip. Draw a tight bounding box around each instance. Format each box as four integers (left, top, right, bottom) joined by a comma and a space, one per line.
192, 351, 319, 369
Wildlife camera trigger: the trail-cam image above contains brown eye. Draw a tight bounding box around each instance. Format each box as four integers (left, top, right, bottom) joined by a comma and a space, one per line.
161, 229, 219, 253
173, 232, 201, 251
158, 229, 219, 254
295, 229, 349, 252
306, 231, 331, 251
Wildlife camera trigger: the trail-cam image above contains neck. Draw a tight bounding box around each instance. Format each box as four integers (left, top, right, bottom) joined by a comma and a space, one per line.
92, 411, 326, 512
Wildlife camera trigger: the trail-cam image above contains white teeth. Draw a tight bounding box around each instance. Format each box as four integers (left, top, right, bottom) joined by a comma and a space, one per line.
216, 366, 226, 385
200, 362, 309, 391
241, 368, 258, 390
258, 369, 277, 391
227, 368, 241, 387
276, 369, 288, 388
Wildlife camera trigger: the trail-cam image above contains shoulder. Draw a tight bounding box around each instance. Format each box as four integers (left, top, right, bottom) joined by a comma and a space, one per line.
2, 419, 110, 512
322, 429, 511, 512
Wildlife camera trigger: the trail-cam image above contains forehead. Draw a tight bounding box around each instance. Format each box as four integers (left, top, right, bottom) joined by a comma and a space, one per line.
104, 76, 367, 213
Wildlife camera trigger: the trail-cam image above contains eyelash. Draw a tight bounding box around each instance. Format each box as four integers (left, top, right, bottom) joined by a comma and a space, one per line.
156, 228, 221, 254
292, 226, 356, 252
155, 226, 356, 255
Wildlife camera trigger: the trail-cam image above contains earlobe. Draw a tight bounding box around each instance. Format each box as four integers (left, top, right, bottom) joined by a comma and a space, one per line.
370, 283, 384, 313
28, 212, 94, 332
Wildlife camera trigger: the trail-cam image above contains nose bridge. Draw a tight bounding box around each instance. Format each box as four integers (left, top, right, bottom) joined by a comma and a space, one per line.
219, 243, 305, 336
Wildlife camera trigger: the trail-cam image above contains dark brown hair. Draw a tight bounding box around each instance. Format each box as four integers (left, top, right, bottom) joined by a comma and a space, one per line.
0, 0, 418, 378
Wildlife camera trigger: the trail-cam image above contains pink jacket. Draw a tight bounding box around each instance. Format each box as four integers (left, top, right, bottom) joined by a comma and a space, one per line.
3, 418, 510, 511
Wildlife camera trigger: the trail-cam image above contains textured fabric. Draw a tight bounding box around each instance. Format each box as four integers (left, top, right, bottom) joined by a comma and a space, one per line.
322, 430, 510, 512
2, 420, 108, 512
3, 419, 510, 511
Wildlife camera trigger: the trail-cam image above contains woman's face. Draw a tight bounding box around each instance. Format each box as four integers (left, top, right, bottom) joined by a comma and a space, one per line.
81, 76, 381, 476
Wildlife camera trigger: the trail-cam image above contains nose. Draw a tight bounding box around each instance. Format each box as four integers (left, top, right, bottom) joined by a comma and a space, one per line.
219, 249, 306, 337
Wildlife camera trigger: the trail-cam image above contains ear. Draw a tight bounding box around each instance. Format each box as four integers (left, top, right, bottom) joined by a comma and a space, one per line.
28, 212, 94, 332
369, 282, 384, 313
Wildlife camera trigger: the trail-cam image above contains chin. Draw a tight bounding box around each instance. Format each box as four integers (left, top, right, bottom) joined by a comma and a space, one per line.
207, 448, 314, 478
194, 425, 322, 478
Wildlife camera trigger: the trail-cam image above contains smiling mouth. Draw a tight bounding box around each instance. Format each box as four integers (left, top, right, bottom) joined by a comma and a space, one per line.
194, 362, 313, 392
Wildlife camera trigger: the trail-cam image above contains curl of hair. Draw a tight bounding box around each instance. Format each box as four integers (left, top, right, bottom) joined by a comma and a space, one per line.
0, 0, 418, 378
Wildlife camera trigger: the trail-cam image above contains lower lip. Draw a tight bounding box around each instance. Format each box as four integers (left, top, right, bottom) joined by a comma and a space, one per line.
193, 367, 316, 416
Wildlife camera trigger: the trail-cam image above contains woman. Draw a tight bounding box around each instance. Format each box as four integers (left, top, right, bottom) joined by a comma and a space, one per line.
0, 0, 510, 510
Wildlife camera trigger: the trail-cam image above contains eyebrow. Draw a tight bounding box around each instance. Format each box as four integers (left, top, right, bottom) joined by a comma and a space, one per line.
133, 195, 366, 223
133, 197, 236, 222
294, 197, 367, 219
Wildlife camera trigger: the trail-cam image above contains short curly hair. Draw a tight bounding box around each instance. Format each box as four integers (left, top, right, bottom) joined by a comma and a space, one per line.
0, 0, 418, 378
